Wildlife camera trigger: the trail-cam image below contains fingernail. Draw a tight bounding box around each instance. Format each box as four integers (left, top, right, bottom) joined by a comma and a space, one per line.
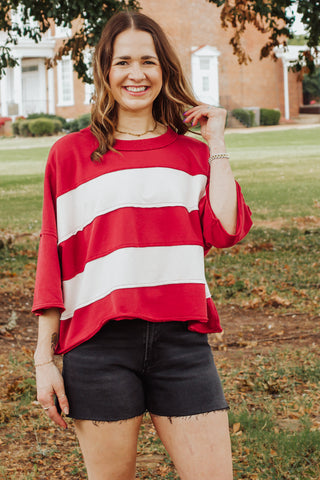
64, 407, 69, 415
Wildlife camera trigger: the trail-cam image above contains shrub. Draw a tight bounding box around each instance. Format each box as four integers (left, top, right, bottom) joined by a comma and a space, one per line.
231, 108, 255, 127
18, 120, 32, 137
66, 113, 91, 132
27, 113, 68, 129
12, 119, 22, 135
67, 118, 80, 133
28, 118, 55, 136
260, 108, 281, 126
78, 113, 91, 130
52, 119, 63, 134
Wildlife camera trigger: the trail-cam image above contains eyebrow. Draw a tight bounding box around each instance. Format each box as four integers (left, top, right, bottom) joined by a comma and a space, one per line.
113, 55, 158, 60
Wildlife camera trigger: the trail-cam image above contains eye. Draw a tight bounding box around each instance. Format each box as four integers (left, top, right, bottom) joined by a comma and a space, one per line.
115, 61, 128, 66
144, 60, 156, 65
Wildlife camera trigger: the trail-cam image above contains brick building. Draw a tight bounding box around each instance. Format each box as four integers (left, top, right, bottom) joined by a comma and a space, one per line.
0, 0, 303, 122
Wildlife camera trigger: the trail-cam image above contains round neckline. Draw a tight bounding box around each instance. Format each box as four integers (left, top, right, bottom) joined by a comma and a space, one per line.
113, 127, 178, 151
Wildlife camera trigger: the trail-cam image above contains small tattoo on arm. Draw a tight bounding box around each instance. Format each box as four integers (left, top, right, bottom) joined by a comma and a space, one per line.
51, 332, 58, 352
92, 420, 104, 427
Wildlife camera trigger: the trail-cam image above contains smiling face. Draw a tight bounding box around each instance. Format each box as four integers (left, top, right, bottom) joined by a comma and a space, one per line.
108, 29, 163, 117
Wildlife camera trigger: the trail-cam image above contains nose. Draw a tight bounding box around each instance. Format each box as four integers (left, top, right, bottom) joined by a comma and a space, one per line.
128, 62, 146, 82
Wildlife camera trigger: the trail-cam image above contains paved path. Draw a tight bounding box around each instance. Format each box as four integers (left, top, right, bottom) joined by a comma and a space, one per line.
225, 122, 320, 134
0, 123, 319, 149
0, 135, 63, 150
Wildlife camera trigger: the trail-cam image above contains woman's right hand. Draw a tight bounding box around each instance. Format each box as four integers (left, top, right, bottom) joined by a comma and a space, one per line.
36, 361, 69, 429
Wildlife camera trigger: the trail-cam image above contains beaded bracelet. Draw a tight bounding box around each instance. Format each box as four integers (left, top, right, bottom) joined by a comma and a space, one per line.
208, 153, 230, 164
34, 359, 54, 368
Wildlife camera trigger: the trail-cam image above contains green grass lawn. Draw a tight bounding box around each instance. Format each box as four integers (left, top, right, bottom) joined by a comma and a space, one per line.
0, 128, 319, 313
225, 128, 320, 222
1, 128, 320, 479
1, 127, 319, 232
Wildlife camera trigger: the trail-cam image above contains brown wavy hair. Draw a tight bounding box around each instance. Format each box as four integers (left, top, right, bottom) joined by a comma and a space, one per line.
90, 10, 199, 161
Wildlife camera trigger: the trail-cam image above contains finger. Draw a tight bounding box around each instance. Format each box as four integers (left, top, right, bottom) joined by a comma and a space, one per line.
183, 104, 208, 115
56, 391, 70, 416
184, 107, 213, 125
190, 111, 208, 126
46, 405, 68, 429
183, 106, 205, 122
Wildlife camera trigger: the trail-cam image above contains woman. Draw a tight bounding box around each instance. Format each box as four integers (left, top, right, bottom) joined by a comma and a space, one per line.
33, 10, 252, 480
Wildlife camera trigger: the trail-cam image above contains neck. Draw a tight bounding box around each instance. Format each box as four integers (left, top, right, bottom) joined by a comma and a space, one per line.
117, 110, 155, 135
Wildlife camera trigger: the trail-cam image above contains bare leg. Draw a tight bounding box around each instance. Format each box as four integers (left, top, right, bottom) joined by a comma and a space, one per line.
151, 410, 233, 480
74, 415, 143, 480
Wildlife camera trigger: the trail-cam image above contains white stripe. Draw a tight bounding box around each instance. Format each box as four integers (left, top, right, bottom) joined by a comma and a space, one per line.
57, 167, 207, 244
205, 282, 212, 299
61, 245, 206, 320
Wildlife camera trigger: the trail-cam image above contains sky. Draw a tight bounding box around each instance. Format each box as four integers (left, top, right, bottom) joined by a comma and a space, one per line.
288, 3, 307, 35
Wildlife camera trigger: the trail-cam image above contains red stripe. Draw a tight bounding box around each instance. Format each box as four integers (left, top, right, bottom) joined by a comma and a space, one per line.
55, 283, 221, 354
59, 206, 204, 281
54, 130, 209, 197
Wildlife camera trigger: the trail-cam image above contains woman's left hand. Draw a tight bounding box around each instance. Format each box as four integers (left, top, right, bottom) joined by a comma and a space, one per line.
183, 104, 227, 149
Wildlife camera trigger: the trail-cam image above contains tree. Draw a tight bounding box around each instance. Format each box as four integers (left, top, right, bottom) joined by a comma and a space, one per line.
0, 0, 319, 82
0, 0, 140, 81
207, 0, 320, 74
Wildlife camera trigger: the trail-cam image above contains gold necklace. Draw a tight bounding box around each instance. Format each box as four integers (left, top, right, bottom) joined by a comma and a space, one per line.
116, 121, 158, 137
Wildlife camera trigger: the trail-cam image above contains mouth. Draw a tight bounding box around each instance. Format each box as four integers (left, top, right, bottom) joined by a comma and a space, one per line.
123, 86, 150, 93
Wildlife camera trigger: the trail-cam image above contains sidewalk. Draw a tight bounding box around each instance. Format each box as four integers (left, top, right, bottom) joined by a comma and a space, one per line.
225, 122, 320, 134
0, 123, 319, 149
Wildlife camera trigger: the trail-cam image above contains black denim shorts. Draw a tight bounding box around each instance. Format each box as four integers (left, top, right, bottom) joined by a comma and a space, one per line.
62, 319, 228, 422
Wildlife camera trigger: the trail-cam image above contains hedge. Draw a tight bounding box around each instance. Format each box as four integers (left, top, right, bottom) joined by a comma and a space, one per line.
18, 120, 31, 137
27, 113, 68, 129
260, 108, 281, 126
231, 108, 255, 128
29, 118, 55, 136
12, 117, 63, 136
67, 113, 91, 132
12, 119, 22, 136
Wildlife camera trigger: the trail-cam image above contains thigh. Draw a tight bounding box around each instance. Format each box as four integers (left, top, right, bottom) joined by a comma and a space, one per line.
75, 415, 143, 480
151, 410, 233, 480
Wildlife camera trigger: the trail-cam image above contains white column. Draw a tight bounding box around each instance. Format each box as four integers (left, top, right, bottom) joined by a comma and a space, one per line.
283, 59, 290, 120
13, 59, 23, 116
47, 67, 55, 114
0, 70, 8, 116
38, 59, 47, 113
212, 54, 220, 106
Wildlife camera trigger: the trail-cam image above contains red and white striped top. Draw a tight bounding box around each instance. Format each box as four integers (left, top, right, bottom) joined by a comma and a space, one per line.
32, 127, 252, 354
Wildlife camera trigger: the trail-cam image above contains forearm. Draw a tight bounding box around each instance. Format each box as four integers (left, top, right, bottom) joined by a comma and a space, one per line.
208, 139, 237, 235
34, 308, 61, 363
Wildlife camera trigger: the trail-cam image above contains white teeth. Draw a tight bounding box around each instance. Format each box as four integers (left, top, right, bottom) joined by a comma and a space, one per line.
125, 86, 147, 92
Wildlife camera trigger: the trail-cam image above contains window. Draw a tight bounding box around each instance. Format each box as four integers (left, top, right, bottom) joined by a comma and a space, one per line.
191, 46, 220, 106
22, 65, 38, 73
57, 56, 74, 106
200, 57, 210, 70
202, 76, 210, 92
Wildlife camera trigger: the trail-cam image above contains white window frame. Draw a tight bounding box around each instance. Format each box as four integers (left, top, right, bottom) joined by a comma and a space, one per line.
57, 55, 74, 107
191, 46, 220, 106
